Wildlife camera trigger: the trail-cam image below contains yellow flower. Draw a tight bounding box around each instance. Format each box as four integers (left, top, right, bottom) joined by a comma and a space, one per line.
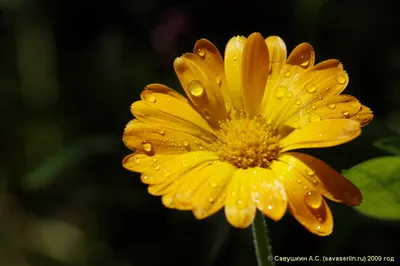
122, 33, 373, 236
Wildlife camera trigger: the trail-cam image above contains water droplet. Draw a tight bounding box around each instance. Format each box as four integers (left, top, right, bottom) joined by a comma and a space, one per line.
141, 141, 153, 152
183, 140, 189, 147
300, 54, 310, 68
152, 158, 157, 162
316, 225, 321, 231
285, 91, 293, 98
215, 74, 222, 86
142, 175, 148, 180
208, 197, 214, 203
304, 185, 308, 190
162, 170, 171, 177
296, 179, 302, 184
197, 48, 205, 58
305, 84, 317, 93
308, 113, 321, 123
304, 191, 323, 209
307, 168, 315, 176
158, 128, 165, 135
267, 205, 273, 210
311, 105, 316, 110
274, 86, 287, 99
143, 92, 156, 103
225, 102, 231, 112
342, 111, 350, 117
188, 80, 204, 97
193, 156, 198, 160
312, 179, 317, 184
166, 98, 170, 102
203, 109, 211, 119
295, 99, 302, 105
233, 64, 237, 67
231, 191, 236, 197
335, 74, 347, 84
210, 181, 217, 188
318, 95, 323, 100
233, 56, 238, 61
327, 103, 336, 109
134, 158, 140, 164
154, 165, 160, 170
237, 200, 243, 206
284, 70, 291, 77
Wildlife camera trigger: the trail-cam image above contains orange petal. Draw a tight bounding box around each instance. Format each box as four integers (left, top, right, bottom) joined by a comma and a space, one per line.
193, 39, 231, 108
174, 55, 228, 126
280, 119, 361, 152
123, 119, 213, 154
224, 35, 246, 112
241, 32, 269, 116
286, 43, 315, 69
311, 59, 341, 71
224, 169, 257, 228
248, 167, 288, 221
279, 152, 362, 206
192, 161, 236, 219
271, 160, 333, 236
131, 91, 215, 139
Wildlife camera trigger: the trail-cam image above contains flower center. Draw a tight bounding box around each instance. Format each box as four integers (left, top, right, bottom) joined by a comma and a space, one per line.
215, 112, 281, 169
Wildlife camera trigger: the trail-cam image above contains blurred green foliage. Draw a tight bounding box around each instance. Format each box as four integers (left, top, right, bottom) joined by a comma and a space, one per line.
1, 0, 399, 265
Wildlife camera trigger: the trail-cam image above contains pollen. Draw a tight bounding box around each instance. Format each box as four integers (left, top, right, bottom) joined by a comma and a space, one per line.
215, 111, 281, 169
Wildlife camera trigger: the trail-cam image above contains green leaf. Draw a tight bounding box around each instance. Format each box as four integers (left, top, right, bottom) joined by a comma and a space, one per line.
342, 156, 400, 220
373, 136, 400, 155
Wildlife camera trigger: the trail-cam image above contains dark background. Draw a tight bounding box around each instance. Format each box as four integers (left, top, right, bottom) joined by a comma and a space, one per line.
1, 0, 399, 265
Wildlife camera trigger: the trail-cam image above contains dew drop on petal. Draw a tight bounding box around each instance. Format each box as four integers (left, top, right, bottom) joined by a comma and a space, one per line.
162, 170, 171, 177
304, 185, 308, 190
143, 92, 156, 103
311, 105, 316, 110
214, 74, 222, 86
308, 113, 321, 123
335, 74, 347, 84
300, 55, 310, 68
274, 85, 287, 99
284, 70, 291, 77
267, 205, 273, 210
154, 165, 160, 170
141, 141, 153, 152
188, 80, 205, 97
197, 48, 205, 58
296, 179, 302, 184
350, 101, 359, 108
233, 56, 238, 61
327, 103, 336, 109
183, 140, 189, 147
304, 191, 323, 209
233, 64, 237, 67
152, 158, 157, 162
158, 128, 165, 135
286, 91, 293, 98
208, 197, 214, 203
307, 168, 315, 176
210, 181, 217, 188
142, 175, 148, 180
295, 99, 302, 105
342, 111, 350, 117
305, 84, 317, 93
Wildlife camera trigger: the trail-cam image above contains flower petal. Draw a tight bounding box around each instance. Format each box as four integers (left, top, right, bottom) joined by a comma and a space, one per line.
286, 43, 315, 69
192, 161, 236, 219
241, 32, 269, 116
224, 35, 246, 112
193, 39, 232, 108
131, 90, 216, 139
224, 169, 257, 228
265, 36, 287, 79
279, 152, 362, 205
280, 119, 361, 152
271, 160, 333, 236
174, 54, 228, 127
123, 119, 214, 155
285, 94, 363, 129
249, 167, 288, 221
262, 63, 348, 126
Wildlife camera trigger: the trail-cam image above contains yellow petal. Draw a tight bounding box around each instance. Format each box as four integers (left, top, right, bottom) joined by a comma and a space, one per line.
249, 167, 287, 221
279, 152, 362, 206
311, 59, 341, 70
224, 169, 257, 228
122, 151, 218, 187
192, 161, 236, 219
174, 54, 228, 127
280, 119, 361, 152
123, 119, 213, 154
131, 92, 215, 139
271, 160, 333, 236
241, 32, 269, 116
193, 39, 231, 108
265, 36, 287, 79
224, 35, 246, 112
286, 43, 315, 69
286, 94, 362, 129
145, 83, 188, 102
351, 105, 373, 127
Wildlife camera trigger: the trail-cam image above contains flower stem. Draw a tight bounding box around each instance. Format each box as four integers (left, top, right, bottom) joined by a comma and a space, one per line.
252, 211, 275, 266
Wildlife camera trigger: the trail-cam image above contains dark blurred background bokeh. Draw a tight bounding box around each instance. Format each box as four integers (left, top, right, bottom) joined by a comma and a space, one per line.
1, 0, 399, 265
